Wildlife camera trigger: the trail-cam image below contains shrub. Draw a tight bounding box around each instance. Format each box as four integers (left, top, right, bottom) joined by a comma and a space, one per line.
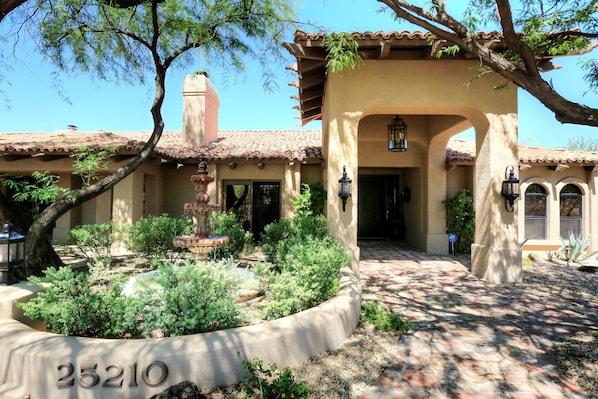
17, 267, 137, 338
360, 300, 412, 332
131, 259, 245, 337
444, 189, 475, 254
210, 211, 254, 259
68, 221, 120, 266
127, 214, 192, 259
241, 357, 310, 399
257, 236, 349, 319
260, 185, 328, 263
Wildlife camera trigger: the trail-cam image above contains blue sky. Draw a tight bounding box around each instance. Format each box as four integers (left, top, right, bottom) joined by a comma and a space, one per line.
1, 0, 597, 148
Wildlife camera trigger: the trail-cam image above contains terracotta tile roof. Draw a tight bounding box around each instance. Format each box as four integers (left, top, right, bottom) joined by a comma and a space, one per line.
446, 139, 598, 165
0, 130, 323, 162
2, 132, 597, 166
0, 131, 144, 154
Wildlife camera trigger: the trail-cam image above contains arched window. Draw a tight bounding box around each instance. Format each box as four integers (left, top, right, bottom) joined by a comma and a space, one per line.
525, 184, 547, 239
560, 184, 582, 238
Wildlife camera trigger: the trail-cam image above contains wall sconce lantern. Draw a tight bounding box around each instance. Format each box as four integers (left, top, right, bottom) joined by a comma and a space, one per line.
0, 222, 25, 285
388, 115, 408, 152
338, 166, 352, 212
501, 165, 520, 212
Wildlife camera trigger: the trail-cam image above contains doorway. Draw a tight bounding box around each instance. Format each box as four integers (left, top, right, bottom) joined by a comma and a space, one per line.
358, 175, 403, 240
224, 181, 281, 240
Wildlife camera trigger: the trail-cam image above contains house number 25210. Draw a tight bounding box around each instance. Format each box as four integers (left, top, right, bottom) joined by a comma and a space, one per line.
56, 361, 168, 389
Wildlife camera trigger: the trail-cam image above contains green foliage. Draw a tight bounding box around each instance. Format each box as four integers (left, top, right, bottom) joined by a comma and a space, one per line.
132, 259, 245, 337
17, 267, 136, 338
210, 211, 254, 259
68, 221, 121, 266
260, 186, 329, 264
2, 171, 72, 214
444, 189, 475, 254
72, 145, 118, 186
558, 230, 598, 263
324, 32, 363, 74
304, 182, 326, 216
257, 236, 349, 320
127, 214, 192, 259
567, 136, 598, 151
241, 357, 310, 399
435, 44, 460, 58
360, 300, 412, 333
35, 0, 299, 90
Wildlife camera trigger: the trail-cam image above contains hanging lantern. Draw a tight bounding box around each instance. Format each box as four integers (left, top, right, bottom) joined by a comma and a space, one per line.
501, 165, 520, 212
338, 166, 352, 212
388, 115, 407, 152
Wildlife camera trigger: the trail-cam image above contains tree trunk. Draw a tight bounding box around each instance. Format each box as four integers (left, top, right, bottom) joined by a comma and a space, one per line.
23, 65, 167, 272
0, 0, 27, 23
0, 190, 64, 276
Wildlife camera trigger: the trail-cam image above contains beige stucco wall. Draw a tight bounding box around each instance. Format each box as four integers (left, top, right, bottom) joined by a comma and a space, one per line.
322, 58, 520, 281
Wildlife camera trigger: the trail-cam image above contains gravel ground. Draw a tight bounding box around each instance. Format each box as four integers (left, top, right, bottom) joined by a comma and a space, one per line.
203, 259, 598, 399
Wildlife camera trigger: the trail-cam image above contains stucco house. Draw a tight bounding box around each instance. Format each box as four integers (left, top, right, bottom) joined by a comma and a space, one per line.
2, 30, 597, 283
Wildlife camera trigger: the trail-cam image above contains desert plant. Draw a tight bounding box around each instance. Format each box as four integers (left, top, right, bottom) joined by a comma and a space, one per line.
68, 221, 120, 266
17, 267, 137, 338
240, 357, 310, 399
444, 189, 475, 254
260, 186, 328, 263
210, 211, 254, 259
360, 300, 412, 332
131, 259, 245, 337
257, 236, 349, 319
558, 230, 598, 263
127, 214, 192, 260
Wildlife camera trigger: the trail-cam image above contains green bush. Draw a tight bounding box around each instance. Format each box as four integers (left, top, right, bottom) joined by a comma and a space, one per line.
260, 185, 328, 263
68, 221, 120, 266
360, 300, 412, 332
17, 267, 137, 338
131, 259, 245, 337
257, 236, 349, 319
127, 214, 192, 258
210, 211, 254, 259
241, 357, 310, 399
444, 189, 475, 254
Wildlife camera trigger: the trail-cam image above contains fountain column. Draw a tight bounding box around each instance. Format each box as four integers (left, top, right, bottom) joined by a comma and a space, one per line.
173, 161, 229, 259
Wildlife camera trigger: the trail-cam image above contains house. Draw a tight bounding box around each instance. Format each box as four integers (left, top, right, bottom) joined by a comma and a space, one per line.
2, 30, 597, 283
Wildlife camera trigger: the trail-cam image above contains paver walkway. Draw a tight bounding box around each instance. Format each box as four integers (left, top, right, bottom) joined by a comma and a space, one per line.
357, 241, 598, 399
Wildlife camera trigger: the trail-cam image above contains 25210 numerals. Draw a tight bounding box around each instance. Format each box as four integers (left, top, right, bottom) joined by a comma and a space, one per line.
56, 361, 168, 389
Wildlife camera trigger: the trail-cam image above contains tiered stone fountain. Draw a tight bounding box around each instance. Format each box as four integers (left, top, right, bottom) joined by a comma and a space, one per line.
173, 161, 228, 258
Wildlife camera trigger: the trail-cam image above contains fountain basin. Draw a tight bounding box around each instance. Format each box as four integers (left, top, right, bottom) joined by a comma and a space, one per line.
0, 268, 361, 399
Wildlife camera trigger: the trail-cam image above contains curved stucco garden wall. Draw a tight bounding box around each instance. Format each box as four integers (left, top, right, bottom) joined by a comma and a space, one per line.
0, 268, 361, 399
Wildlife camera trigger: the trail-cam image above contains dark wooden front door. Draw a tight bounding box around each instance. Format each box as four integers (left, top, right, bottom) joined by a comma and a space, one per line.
358, 175, 401, 239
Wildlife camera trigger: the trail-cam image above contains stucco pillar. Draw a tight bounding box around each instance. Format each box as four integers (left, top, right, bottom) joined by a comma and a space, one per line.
53, 174, 79, 244
426, 137, 449, 253
283, 162, 301, 219
325, 116, 360, 273
471, 113, 522, 283
112, 172, 144, 226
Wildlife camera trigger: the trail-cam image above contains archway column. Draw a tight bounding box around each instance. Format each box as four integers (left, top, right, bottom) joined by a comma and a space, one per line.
325, 114, 360, 274
471, 113, 522, 283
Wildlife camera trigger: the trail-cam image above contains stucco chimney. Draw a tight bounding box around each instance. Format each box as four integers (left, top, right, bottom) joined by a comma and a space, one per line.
182, 73, 219, 148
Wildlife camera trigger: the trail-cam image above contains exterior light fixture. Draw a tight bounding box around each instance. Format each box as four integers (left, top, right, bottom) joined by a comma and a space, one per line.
501, 165, 520, 212
338, 166, 352, 212
388, 115, 408, 152
0, 222, 25, 285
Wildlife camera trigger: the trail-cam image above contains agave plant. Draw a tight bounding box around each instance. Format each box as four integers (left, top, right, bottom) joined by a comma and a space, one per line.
558, 230, 598, 263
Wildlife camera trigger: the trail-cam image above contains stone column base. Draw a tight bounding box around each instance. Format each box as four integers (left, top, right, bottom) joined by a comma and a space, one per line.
471, 244, 522, 283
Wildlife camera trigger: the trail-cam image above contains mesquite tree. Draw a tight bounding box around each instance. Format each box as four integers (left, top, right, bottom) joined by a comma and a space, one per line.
376, 0, 597, 127
1, 0, 298, 274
